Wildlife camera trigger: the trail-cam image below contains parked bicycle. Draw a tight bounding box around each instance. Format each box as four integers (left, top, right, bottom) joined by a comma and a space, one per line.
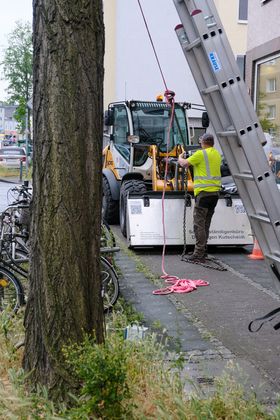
0, 183, 120, 313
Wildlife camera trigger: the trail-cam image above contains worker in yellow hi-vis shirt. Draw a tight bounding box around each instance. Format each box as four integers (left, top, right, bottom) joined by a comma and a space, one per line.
178, 133, 222, 262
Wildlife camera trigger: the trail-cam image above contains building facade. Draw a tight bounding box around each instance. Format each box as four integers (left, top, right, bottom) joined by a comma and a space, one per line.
0, 104, 17, 134
103, 0, 248, 111
246, 0, 280, 147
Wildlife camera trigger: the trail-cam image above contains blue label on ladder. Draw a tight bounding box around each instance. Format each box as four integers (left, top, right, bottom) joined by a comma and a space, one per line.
209, 52, 221, 72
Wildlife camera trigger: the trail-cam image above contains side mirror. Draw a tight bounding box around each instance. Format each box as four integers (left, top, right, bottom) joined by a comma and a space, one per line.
104, 109, 114, 126
202, 112, 209, 128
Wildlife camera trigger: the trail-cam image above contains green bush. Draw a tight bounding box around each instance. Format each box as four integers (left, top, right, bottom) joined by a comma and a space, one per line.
64, 334, 132, 419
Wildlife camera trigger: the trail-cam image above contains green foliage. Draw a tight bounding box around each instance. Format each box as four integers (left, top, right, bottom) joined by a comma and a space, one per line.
259, 116, 278, 134
0, 369, 66, 419
1, 21, 33, 132
185, 374, 273, 420
13, 96, 28, 132
64, 334, 132, 419
257, 92, 278, 135
0, 307, 279, 418
108, 297, 145, 330
0, 309, 25, 372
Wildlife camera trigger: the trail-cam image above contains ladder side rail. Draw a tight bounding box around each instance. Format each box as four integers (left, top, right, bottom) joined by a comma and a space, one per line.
173, 1, 280, 221
191, 11, 267, 150
250, 220, 280, 266
185, 9, 280, 226
174, 24, 267, 222
193, 0, 260, 124
227, 176, 280, 260
174, 24, 266, 212
175, 3, 269, 169
188, 10, 280, 239
173, 0, 280, 291
193, 0, 264, 128
174, 26, 233, 133
186, 0, 263, 131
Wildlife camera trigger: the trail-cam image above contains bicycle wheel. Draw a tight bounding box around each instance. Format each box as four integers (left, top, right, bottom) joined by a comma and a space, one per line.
101, 256, 119, 312
0, 267, 24, 313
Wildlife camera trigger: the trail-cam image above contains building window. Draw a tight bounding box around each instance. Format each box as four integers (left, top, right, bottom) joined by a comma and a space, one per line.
238, 0, 248, 21
266, 78, 276, 92
255, 54, 280, 147
236, 55, 246, 79
267, 105, 276, 119
265, 60, 276, 66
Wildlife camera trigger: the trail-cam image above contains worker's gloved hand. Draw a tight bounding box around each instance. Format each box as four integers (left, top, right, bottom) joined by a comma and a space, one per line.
178, 152, 188, 168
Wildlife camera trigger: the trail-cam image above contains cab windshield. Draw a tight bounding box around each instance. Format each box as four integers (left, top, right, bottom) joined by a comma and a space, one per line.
131, 102, 189, 152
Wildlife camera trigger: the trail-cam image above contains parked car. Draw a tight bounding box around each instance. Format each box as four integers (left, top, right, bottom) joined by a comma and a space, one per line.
2, 135, 17, 147
0, 147, 28, 169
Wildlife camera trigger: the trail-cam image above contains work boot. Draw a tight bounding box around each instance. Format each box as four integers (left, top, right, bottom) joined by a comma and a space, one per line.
187, 253, 206, 263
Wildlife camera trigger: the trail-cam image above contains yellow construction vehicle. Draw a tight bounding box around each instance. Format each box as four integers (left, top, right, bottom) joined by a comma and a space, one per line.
102, 100, 200, 232
102, 99, 252, 247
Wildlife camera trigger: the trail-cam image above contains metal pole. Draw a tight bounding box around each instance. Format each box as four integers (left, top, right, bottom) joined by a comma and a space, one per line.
19, 160, 23, 182
25, 107, 29, 175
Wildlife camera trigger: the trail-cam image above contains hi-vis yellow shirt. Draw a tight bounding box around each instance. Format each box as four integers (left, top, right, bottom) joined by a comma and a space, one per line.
187, 147, 222, 196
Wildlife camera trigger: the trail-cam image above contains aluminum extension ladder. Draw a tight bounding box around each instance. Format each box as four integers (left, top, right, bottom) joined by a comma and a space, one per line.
173, 0, 280, 292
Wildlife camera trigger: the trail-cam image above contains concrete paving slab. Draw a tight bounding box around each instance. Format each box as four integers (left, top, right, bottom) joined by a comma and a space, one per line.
116, 251, 213, 352
182, 357, 278, 407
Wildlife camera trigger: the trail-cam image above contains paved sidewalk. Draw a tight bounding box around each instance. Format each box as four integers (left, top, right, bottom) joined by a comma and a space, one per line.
113, 227, 280, 407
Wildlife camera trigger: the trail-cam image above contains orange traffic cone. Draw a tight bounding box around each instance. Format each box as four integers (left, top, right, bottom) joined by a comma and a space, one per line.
248, 239, 264, 260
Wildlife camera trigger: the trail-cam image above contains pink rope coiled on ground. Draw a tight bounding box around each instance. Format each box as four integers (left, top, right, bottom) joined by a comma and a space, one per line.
153, 277, 209, 295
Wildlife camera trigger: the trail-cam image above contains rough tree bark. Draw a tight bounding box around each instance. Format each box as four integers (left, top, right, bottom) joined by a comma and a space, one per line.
23, 0, 105, 399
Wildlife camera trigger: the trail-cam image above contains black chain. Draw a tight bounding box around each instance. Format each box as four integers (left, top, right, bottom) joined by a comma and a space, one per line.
181, 255, 227, 271
181, 168, 188, 259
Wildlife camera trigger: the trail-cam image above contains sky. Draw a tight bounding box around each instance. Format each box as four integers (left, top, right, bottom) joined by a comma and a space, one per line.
0, 0, 32, 100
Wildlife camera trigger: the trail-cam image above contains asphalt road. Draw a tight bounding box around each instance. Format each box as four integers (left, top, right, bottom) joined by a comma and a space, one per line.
0, 179, 20, 212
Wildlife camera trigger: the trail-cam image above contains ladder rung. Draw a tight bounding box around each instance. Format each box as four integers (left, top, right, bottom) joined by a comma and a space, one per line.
232, 172, 254, 181
216, 130, 237, 137
201, 85, 220, 94
184, 38, 201, 51
249, 213, 271, 224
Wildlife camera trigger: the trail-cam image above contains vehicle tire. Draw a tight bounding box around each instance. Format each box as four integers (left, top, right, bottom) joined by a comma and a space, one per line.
119, 179, 147, 237
102, 176, 119, 224
101, 256, 119, 312
0, 267, 24, 313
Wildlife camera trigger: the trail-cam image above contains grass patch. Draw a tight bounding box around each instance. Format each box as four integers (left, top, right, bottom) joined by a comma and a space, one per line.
0, 167, 20, 178
0, 230, 278, 417
0, 305, 279, 419
0, 309, 25, 378
0, 163, 32, 180
115, 237, 163, 288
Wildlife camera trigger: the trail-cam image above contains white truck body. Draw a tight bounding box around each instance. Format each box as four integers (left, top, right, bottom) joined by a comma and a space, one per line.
127, 192, 253, 247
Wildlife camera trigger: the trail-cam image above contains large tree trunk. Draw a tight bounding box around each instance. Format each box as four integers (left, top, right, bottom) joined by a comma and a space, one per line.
23, 0, 105, 399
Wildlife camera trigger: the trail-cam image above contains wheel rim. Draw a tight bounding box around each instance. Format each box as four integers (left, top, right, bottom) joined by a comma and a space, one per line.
0, 273, 21, 312
101, 258, 119, 310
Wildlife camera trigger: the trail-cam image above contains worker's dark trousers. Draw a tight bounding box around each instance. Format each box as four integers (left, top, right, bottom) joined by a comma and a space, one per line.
193, 191, 219, 258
